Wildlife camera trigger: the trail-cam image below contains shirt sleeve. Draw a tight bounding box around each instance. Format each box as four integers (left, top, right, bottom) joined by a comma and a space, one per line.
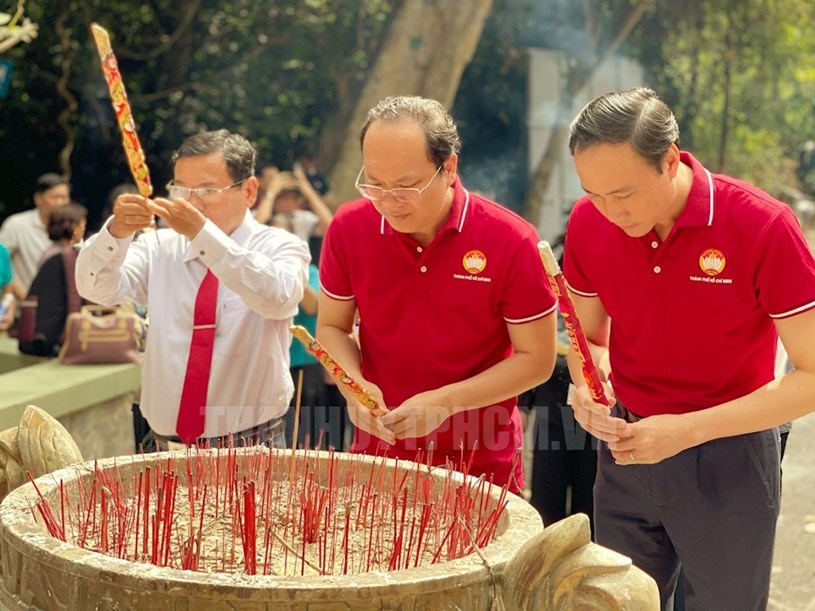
75, 221, 150, 307
500, 229, 557, 324
0, 244, 11, 286
755, 206, 815, 319
562, 199, 599, 297
319, 215, 354, 301
194, 220, 310, 320
0, 216, 19, 255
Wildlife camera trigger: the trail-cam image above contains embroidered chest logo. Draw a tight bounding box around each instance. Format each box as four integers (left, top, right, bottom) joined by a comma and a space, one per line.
462, 250, 487, 274
699, 248, 726, 276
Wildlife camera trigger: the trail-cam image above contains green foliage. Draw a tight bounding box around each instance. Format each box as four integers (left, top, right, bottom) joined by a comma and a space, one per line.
0, 0, 395, 224
632, 0, 815, 196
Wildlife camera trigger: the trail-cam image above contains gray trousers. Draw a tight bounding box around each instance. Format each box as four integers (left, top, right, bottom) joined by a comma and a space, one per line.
595, 420, 780, 611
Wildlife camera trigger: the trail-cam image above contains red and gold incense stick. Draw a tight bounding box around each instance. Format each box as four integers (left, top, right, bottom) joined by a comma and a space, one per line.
91, 23, 153, 198
538, 241, 610, 405
290, 325, 388, 416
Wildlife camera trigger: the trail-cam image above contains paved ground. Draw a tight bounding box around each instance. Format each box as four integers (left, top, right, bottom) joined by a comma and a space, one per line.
769, 409, 815, 610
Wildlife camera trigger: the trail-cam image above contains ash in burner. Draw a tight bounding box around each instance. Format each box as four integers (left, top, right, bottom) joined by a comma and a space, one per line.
29, 447, 510, 576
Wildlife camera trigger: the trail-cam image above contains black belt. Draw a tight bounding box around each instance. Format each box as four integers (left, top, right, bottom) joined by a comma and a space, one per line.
616, 404, 644, 423
151, 416, 285, 451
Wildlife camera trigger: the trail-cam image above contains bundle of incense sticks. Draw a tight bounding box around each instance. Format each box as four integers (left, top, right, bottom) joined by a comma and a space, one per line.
538, 241, 609, 405
91, 24, 153, 198
290, 325, 388, 416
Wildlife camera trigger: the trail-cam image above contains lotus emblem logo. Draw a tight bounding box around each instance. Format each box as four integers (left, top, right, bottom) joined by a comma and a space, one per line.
699, 248, 726, 276
462, 249, 487, 274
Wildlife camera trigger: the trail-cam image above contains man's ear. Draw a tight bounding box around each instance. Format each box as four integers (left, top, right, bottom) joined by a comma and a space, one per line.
243, 176, 259, 206
444, 154, 459, 184
664, 143, 681, 178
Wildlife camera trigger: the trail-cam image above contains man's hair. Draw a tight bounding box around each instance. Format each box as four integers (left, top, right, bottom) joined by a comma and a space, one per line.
34, 173, 69, 194
47, 202, 87, 241
568, 88, 680, 173
359, 96, 461, 167
173, 130, 256, 182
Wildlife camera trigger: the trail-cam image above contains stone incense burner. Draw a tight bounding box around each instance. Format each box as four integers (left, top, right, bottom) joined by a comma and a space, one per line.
0, 447, 658, 610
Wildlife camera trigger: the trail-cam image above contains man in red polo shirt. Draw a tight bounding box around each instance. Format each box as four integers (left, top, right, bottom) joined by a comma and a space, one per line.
563, 87, 815, 610
317, 95, 557, 493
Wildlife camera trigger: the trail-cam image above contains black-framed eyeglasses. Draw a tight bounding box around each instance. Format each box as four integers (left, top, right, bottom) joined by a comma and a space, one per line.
166, 179, 247, 202
354, 166, 442, 204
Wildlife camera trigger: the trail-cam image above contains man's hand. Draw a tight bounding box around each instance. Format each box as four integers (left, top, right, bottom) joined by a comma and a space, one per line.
147, 197, 206, 240
344, 379, 395, 445
608, 413, 691, 465
108, 194, 154, 238
571, 382, 627, 442
379, 389, 454, 439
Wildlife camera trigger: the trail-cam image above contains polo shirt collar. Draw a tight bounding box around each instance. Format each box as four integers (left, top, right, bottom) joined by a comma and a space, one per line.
675, 151, 715, 228
379, 179, 471, 236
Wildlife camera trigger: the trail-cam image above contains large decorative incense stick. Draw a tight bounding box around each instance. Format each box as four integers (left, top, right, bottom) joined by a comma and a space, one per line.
91, 23, 153, 198
538, 241, 610, 406
290, 325, 388, 416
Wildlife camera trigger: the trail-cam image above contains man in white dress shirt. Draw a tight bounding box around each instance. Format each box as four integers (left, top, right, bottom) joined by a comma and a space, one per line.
76, 130, 310, 449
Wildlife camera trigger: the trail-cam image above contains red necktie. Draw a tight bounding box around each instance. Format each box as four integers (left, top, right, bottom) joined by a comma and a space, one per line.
176, 269, 218, 444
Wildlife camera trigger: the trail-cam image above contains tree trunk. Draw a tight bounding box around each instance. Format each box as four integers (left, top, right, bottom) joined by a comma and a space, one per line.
322, 0, 494, 205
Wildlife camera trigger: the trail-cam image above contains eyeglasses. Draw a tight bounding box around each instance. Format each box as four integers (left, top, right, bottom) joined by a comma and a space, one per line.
355, 166, 442, 204
166, 179, 247, 202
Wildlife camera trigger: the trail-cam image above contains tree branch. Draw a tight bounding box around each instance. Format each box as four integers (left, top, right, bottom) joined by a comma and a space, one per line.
55, 2, 78, 177
116, 1, 201, 61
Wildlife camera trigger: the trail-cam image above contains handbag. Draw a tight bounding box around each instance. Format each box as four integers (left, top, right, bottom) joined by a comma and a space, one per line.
58, 305, 143, 365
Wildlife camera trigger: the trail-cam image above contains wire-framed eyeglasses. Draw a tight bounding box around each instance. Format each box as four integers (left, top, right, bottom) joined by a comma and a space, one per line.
355, 166, 442, 204
166, 178, 247, 202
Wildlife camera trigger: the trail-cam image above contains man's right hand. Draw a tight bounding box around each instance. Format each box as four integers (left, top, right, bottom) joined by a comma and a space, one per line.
344, 379, 395, 445
108, 194, 155, 238
572, 381, 627, 442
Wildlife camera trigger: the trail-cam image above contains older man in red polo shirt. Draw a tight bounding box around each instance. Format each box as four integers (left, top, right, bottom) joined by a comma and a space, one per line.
317, 96, 557, 493
563, 88, 815, 610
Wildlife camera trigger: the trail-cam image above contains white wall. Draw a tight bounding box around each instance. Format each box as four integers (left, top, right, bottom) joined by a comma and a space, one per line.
528, 49, 644, 242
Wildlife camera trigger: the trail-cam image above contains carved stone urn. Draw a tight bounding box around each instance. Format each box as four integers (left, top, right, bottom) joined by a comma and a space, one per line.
0, 447, 658, 610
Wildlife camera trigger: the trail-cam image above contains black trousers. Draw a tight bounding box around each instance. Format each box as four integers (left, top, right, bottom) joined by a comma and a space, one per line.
521, 357, 598, 531
596, 423, 780, 611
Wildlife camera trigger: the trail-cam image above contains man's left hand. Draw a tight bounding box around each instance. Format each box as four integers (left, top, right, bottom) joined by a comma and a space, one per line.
380, 390, 454, 439
147, 197, 206, 240
608, 413, 691, 465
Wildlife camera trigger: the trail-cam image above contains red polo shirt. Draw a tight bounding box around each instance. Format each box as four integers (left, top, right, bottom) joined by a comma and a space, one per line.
320, 180, 556, 490
564, 152, 815, 416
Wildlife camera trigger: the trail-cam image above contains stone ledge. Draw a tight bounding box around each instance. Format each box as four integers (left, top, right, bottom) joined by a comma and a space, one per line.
0, 334, 141, 430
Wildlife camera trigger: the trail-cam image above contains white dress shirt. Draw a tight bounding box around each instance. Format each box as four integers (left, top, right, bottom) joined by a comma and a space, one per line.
76, 211, 310, 437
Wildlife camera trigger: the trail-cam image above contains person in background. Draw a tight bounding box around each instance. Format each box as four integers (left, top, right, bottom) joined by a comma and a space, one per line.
37, 203, 87, 267
286, 260, 347, 450
76, 129, 309, 450
563, 87, 815, 610
0, 244, 14, 331
317, 95, 558, 492
253, 164, 333, 255
0, 173, 70, 299
19, 203, 88, 357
